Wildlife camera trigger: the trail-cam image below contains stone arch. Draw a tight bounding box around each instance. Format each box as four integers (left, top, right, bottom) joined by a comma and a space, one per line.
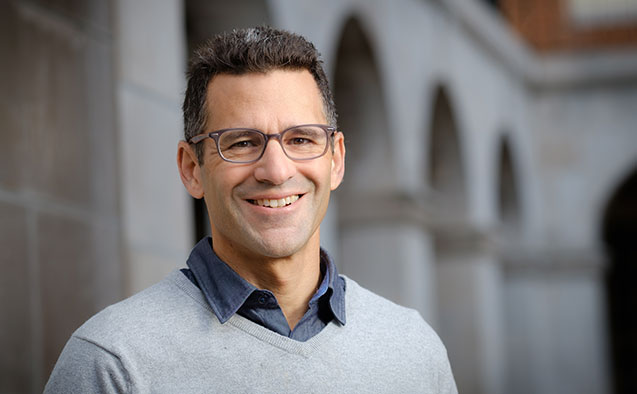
428, 86, 467, 224
331, 16, 424, 309
602, 164, 637, 394
333, 16, 394, 195
428, 85, 506, 394
185, 0, 272, 241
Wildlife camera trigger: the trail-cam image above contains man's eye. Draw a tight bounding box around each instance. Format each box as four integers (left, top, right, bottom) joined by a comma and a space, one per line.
220, 131, 262, 151
229, 140, 255, 149
291, 137, 313, 145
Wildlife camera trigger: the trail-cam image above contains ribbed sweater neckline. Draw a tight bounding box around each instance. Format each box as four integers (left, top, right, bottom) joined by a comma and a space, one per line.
168, 270, 347, 357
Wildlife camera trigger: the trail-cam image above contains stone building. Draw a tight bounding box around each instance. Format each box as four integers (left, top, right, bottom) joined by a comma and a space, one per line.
1, 0, 636, 393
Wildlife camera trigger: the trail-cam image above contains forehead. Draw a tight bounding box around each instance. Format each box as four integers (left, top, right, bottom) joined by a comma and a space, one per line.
205, 69, 326, 129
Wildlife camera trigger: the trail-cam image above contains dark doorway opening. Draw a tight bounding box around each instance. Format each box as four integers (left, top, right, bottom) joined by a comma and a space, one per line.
603, 167, 637, 394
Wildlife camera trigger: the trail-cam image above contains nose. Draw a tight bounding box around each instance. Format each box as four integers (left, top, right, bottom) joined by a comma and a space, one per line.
253, 138, 296, 185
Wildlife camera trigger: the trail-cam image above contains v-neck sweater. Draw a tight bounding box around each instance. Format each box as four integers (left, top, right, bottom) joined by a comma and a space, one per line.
44, 270, 457, 394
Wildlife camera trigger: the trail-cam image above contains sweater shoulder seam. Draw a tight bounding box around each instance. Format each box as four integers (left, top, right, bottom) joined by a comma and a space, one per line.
72, 335, 132, 393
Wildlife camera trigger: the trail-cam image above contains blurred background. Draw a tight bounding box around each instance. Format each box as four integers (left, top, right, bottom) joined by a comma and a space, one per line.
1, 0, 636, 393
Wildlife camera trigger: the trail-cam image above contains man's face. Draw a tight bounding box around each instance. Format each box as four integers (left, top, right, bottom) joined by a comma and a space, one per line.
196, 69, 345, 263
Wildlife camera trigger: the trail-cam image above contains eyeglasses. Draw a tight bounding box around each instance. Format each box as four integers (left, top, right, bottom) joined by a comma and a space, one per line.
188, 124, 336, 164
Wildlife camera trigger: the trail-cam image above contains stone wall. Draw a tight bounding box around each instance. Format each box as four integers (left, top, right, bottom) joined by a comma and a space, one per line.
0, 1, 121, 392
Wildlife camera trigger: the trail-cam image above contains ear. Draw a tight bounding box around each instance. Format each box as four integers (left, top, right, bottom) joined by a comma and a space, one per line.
177, 141, 204, 199
330, 131, 346, 190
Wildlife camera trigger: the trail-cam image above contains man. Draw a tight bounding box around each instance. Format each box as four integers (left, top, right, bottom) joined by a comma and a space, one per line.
45, 26, 457, 393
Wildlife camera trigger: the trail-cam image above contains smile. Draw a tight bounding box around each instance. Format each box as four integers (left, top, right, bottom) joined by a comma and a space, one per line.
248, 194, 301, 208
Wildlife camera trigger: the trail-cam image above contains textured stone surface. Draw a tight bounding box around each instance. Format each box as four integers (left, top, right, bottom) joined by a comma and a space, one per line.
0, 202, 31, 394
38, 212, 95, 376
116, 0, 193, 295
116, 0, 185, 99
84, 37, 119, 217
117, 89, 189, 253
1, 1, 123, 392
19, 8, 93, 208
29, 0, 112, 31
0, 2, 28, 191
504, 270, 610, 394
341, 224, 436, 320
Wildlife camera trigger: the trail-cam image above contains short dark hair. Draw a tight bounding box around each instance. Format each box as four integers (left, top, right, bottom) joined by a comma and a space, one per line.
183, 26, 337, 163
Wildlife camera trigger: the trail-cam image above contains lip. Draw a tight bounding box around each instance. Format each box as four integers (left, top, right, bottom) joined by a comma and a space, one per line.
245, 192, 304, 201
244, 193, 305, 210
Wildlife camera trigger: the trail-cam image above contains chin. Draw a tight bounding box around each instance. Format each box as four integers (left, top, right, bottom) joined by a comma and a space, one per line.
250, 235, 307, 259
255, 243, 301, 259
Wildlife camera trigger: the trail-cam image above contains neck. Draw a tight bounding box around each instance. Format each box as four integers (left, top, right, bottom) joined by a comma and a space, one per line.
213, 235, 323, 330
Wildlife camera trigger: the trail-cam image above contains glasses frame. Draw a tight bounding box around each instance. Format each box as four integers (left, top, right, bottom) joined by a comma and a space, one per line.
188, 123, 337, 164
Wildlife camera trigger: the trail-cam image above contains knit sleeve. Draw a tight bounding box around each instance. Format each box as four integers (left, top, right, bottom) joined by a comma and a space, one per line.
44, 335, 130, 394
405, 308, 459, 394
437, 352, 458, 394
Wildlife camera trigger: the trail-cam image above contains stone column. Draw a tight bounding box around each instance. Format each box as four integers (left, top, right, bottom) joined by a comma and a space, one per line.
502, 249, 610, 394
338, 193, 438, 324
114, 0, 193, 294
435, 227, 505, 394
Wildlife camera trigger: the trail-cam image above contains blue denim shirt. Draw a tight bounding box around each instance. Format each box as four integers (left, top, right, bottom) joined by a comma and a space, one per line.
181, 237, 346, 342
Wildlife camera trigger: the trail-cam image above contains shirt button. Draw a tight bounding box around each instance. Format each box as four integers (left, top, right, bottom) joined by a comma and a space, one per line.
258, 296, 267, 304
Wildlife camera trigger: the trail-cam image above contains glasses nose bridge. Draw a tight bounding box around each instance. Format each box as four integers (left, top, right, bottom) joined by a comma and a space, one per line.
262, 132, 287, 155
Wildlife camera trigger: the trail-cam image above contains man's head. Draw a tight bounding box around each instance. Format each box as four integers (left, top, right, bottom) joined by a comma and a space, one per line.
177, 27, 345, 265
183, 26, 338, 164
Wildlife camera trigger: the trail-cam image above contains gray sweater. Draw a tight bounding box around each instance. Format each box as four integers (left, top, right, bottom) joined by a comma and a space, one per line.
44, 271, 457, 393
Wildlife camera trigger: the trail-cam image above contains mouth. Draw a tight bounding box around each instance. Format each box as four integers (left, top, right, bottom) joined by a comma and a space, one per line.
247, 194, 301, 208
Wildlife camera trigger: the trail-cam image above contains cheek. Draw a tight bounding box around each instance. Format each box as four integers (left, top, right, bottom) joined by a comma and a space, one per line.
201, 169, 230, 209
206, 168, 256, 213
316, 167, 336, 194
207, 177, 233, 206
203, 163, 243, 191
302, 161, 330, 187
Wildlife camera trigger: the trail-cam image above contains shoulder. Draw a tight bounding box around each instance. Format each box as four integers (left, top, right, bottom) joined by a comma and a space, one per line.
342, 275, 450, 359
341, 276, 457, 392
46, 271, 211, 393
342, 275, 432, 329
74, 271, 210, 349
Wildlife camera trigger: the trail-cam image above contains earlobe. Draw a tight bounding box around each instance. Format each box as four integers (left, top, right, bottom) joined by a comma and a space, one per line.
177, 141, 204, 199
330, 132, 346, 190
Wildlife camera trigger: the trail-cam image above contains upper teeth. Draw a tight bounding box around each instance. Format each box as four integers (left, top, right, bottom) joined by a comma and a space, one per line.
255, 195, 299, 208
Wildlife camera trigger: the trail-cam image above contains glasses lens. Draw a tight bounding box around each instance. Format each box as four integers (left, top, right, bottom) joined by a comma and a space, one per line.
218, 130, 264, 162
282, 126, 328, 160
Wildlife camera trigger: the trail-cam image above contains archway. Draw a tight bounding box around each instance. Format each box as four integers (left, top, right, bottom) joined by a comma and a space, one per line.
429, 87, 467, 223
428, 86, 475, 392
332, 16, 392, 277
429, 88, 505, 394
603, 166, 637, 394
332, 17, 429, 311
333, 17, 393, 195
495, 135, 530, 394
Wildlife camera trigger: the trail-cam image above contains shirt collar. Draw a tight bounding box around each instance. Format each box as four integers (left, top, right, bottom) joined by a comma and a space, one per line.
186, 238, 255, 323
186, 237, 346, 325
320, 248, 346, 325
